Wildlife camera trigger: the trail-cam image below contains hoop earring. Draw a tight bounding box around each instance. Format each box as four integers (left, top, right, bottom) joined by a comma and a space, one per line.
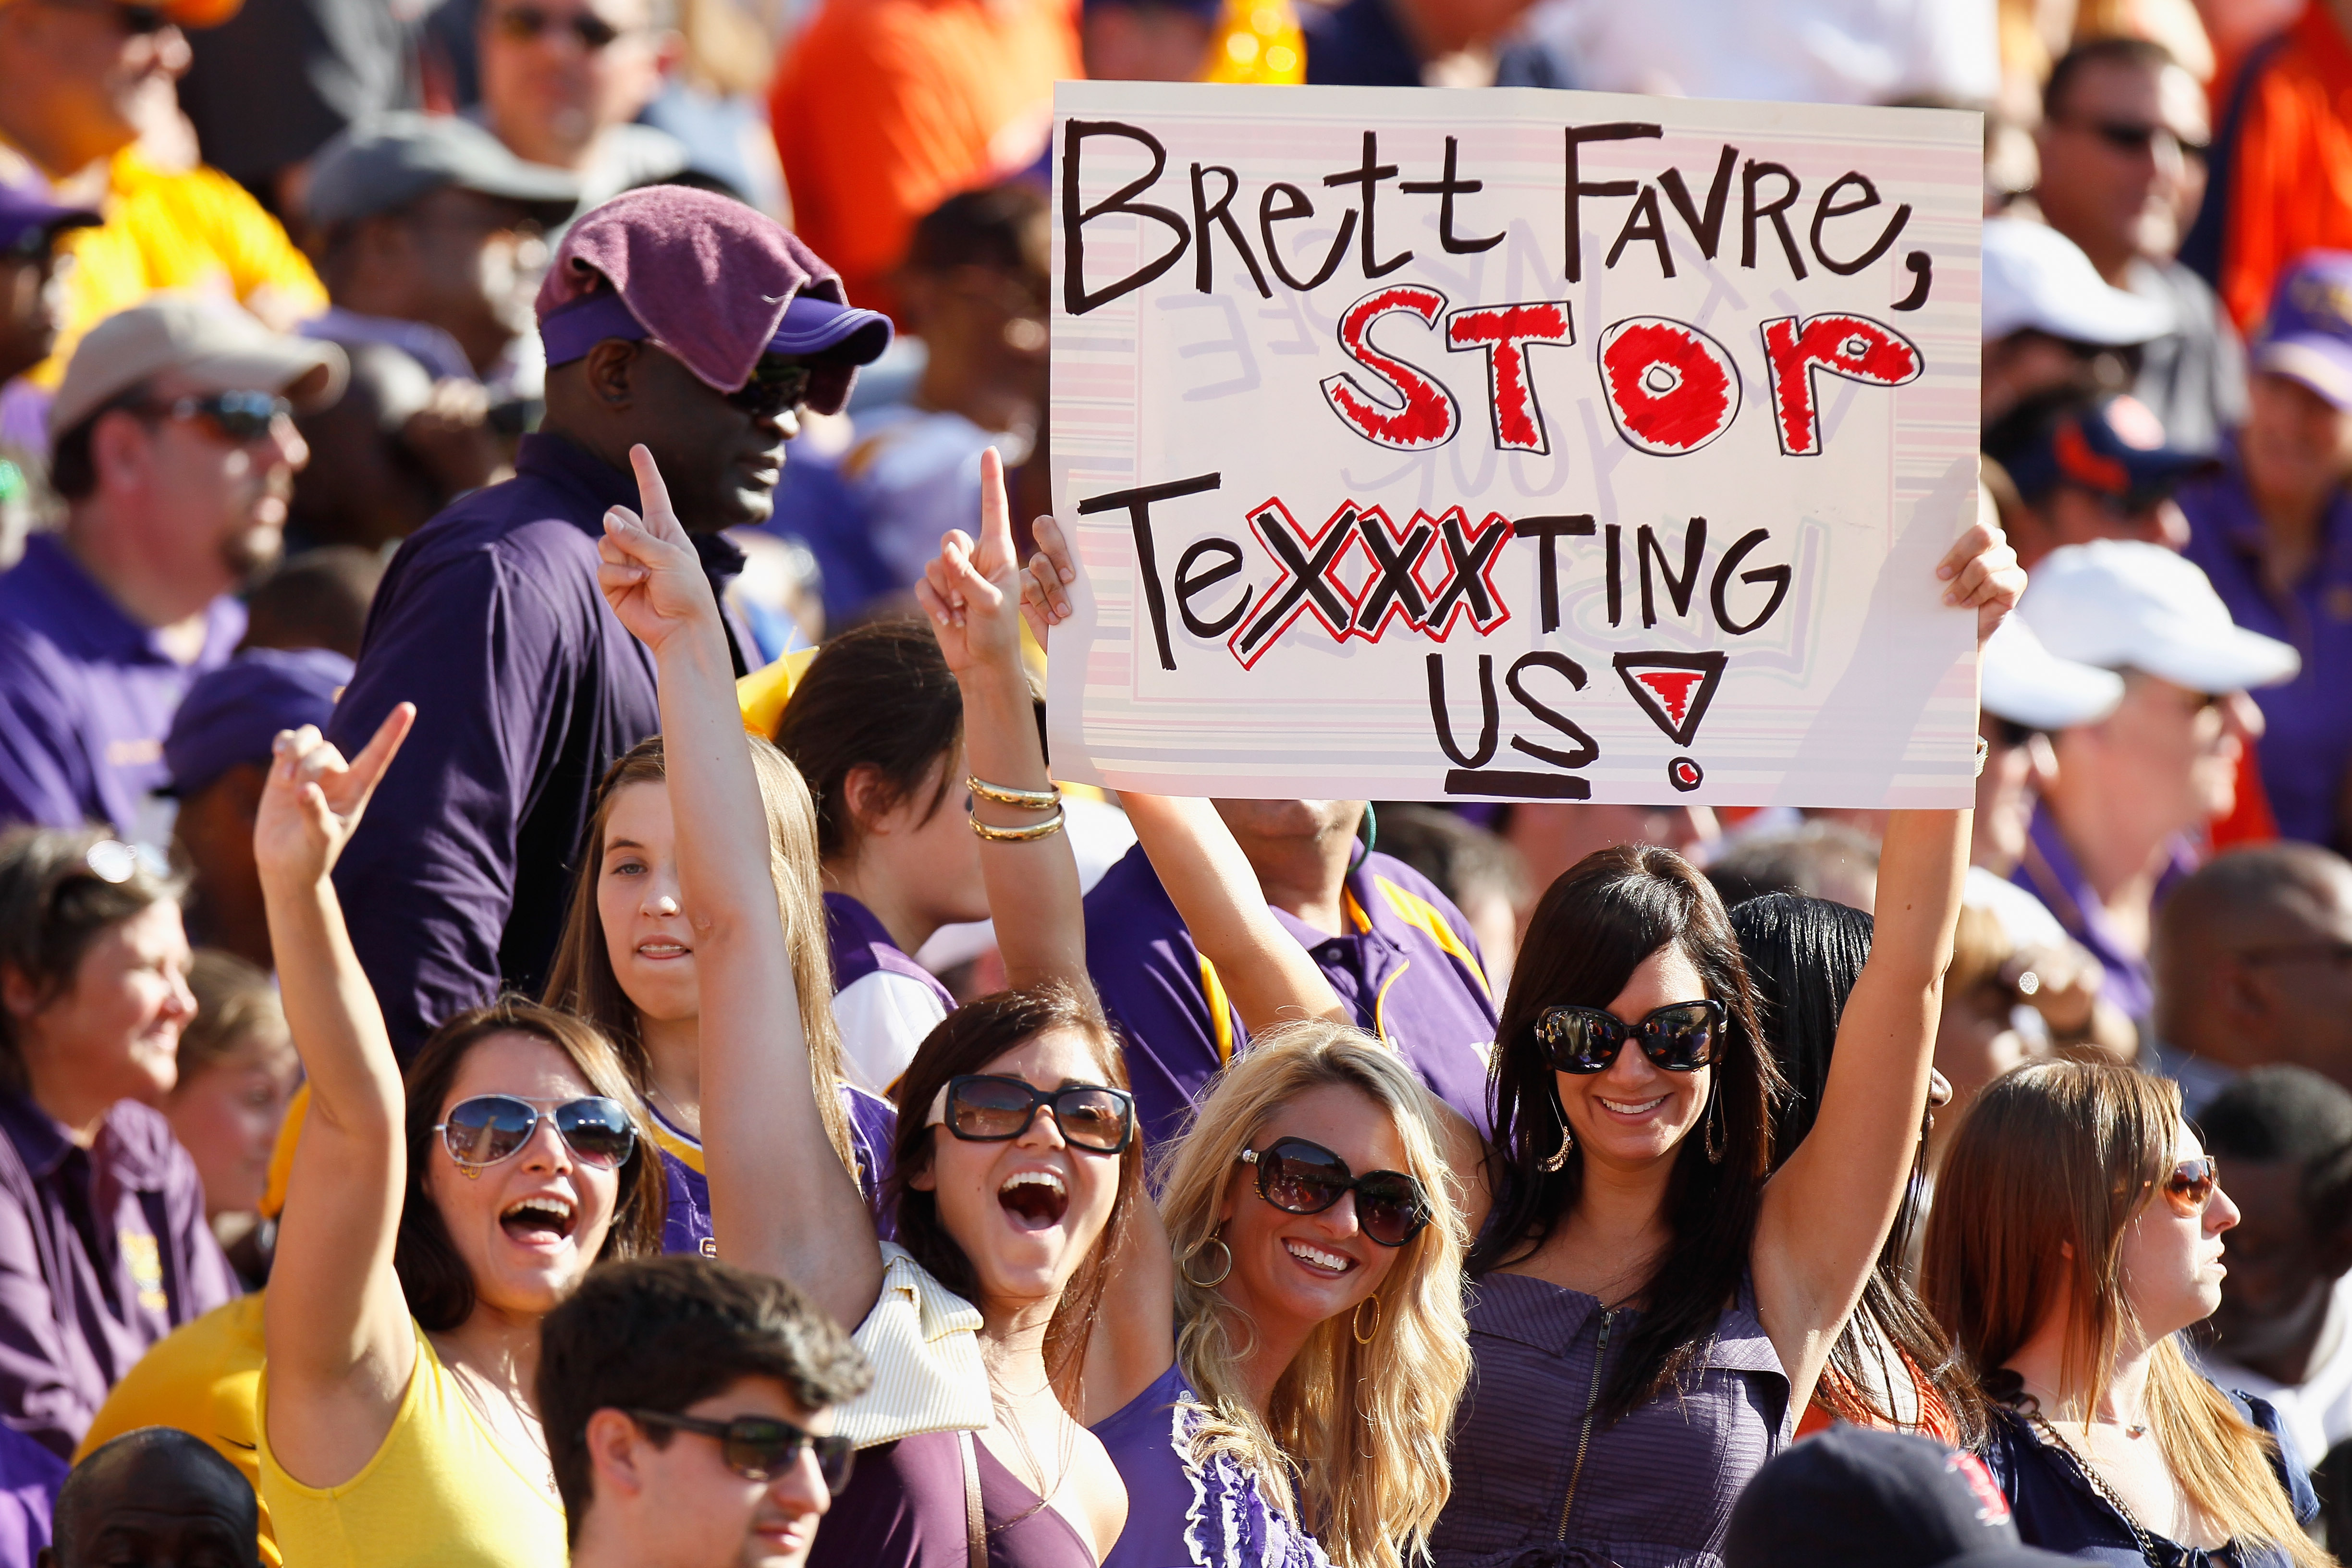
1352, 1294, 1380, 1345
1538, 1089, 1575, 1174
1704, 1081, 1726, 1165
1183, 1235, 1234, 1288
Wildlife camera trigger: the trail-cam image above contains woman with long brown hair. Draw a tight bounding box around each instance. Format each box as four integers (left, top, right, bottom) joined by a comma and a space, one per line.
1922, 1060, 2324, 1568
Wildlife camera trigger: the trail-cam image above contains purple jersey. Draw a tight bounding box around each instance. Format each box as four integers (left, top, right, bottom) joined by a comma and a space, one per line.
649, 1084, 898, 1258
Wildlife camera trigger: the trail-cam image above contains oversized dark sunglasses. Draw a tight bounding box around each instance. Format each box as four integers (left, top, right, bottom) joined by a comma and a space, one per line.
1534, 998, 1727, 1074
131, 390, 292, 444
2161, 1156, 2220, 1218
626, 1409, 856, 1488
935, 1075, 1134, 1154
491, 4, 625, 48
724, 358, 815, 422
1239, 1136, 1431, 1248
434, 1094, 636, 1171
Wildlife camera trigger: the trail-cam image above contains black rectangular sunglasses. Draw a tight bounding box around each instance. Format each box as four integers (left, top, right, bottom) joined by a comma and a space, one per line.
1534, 998, 1727, 1074
626, 1410, 855, 1489
1239, 1136, 1431, 1247
934, 1074, 1135, 1154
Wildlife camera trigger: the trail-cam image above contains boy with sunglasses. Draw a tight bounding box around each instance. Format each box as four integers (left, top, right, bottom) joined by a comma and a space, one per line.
539, 1255, 870, 1568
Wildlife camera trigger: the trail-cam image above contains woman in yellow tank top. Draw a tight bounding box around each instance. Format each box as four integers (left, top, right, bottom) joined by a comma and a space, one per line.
250, 708, 667, 1568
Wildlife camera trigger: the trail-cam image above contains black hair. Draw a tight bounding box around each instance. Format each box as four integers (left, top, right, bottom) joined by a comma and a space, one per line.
537, 1255, 871, 1546
53, 1428, 258, 1568
2044, 35, 2180, 122
240, 545, 387, 662
1730, 894, 1976, 1443
2199, 1066, 2352, 1164
903, 182, 1050, 283
1475, 844, 1786, 1424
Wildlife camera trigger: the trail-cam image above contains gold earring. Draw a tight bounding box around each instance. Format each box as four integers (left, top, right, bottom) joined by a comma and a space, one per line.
1538, 1089, 1575, 1174
1183, 1235, 1234, 1288
461, 1164, 480, 1181
1352, 1293, 1380, 1345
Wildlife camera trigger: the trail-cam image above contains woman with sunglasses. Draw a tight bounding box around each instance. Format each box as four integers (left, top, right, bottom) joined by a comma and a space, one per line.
249, 706, 669, 1568
541, 732, 898, 1255
1922, 1060, 2324, 1567
1423, 522, 2022, 1568
599, 443, 1137, 1563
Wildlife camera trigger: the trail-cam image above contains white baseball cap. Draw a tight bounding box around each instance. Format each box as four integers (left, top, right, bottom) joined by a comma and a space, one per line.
1984, 219, 2173, 346
2019, 540, 2301, 697
1980, 615, 2125, 730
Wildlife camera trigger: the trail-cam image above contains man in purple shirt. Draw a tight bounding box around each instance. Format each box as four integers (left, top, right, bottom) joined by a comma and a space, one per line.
324, 186, 891, 1057
2179, 251, 2352, 850
1085, 799, 1498, 1152
0, 298, 343, 841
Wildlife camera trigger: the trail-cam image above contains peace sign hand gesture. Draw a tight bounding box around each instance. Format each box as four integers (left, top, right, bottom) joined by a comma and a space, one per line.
599, 443, 723, 656
253, 705, 415, 891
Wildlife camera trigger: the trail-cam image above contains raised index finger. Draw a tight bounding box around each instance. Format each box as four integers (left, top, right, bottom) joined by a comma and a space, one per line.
627, 444, 686, 543
977, 445, 1013, 564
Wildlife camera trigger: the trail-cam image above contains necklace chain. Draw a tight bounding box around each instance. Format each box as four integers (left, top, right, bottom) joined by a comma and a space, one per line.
2028, 1413, 2170, 1568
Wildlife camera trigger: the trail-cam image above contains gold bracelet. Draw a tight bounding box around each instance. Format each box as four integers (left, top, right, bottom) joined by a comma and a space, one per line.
966, 775, 1061, 811
969, 807, 1066, 842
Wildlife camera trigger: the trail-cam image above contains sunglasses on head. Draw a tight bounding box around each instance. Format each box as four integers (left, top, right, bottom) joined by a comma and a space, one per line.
625, 1409, 855, 1489
724, 357, 815, 422
2160, 1155, 2219, 1218
129, 390, 293, 444
929, 1074, 1135, 1155
1534, 998, 1727, 1074
434, 1094, 637, 1171
1239, 1136, 1431, 1248
491, 3, 625, 47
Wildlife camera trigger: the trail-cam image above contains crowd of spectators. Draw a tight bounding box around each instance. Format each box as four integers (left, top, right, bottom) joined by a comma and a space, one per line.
0, 0, 2347, 1564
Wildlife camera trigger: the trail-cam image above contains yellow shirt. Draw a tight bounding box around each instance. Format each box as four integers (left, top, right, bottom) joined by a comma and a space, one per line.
258, 1319, 567, 1568
0, 140, 326, 387
77, 1293, 279, 1567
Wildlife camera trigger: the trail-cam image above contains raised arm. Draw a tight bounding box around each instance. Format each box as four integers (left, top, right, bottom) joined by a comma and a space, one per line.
255, 706, 423, 1489
916, 448, 1086, 993
1753, 516, 2023, 1411
599, 447, 880, 1329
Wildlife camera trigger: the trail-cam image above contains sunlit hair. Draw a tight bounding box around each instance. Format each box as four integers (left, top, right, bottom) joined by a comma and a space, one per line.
885, 982, 1144, 1400
1922, 1060, 2326, 1568
1157, 1023, 1470, 1568
544, 734, 854, 1174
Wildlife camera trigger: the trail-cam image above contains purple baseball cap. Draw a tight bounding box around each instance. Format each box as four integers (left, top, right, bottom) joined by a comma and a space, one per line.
535, 186, 892, 416
2254, 251, 2352, 409
0, 183, 99, 257
163, 647, 354, 799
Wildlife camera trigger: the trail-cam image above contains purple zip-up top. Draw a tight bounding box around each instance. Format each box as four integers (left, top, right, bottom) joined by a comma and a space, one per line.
1083, 845, 1496, 1153
1433, 1272, 1794, 1568
2179, 462, 2352, 845
2011, 804, 2194, 1021
0, 535, 243, 834
324, 432, 750, 1059
0, 1093, 237, 1459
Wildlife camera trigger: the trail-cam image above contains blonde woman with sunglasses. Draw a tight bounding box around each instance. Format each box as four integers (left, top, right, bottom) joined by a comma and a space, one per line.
1923, 1060, 2325, 1568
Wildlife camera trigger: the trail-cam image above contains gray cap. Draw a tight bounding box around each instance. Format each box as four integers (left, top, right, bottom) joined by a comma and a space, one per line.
306, 112, 580, 230
50, 295, 347, 438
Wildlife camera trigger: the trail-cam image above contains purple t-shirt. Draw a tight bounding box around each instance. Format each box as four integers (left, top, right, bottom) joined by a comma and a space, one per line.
0, 534, 243, 834
1083, 846, 1497, 1153
2179, 462, 2352, 846
0, 1424, 61, 1568
0, 1093, 239, 1458
1093, 1360, 1333, 1568
649, 1084, 898, 1258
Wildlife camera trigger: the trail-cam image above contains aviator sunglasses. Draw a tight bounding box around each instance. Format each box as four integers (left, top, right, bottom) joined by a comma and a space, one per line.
129, 390, 293, 445
434, 1094, 637, 1172
1239, 1136, 1431, 1248
491, 3, 625, 48
2159, 1155, 2220, 1218
1534, 998, 1727, 1075
930, 1074, 1135, 1155
625, 1410, 856, 1489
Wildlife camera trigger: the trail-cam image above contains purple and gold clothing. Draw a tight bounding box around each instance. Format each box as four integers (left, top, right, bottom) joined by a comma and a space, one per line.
1093, 1360, 1333, 1568
1083, 846, 1496, 1153
324, 432, 751, 1059
2012, 805, 2193, 1021
0, 1093, 238, 1459
0, 534, 243, 836
648, 1084, 899, 1257
2179, 463, 2352, 846
824, 892, 954, 1096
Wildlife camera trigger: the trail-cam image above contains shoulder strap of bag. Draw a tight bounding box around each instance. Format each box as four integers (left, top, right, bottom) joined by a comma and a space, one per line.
959, 1428, 987, 1568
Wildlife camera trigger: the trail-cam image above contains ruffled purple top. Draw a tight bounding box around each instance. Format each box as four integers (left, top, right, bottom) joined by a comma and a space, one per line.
1093, 1362, 1333, 1568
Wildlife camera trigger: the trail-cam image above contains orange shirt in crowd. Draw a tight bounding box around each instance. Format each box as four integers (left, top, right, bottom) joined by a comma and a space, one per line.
2217, 4, 2352, 331
769, 0, 1079, 321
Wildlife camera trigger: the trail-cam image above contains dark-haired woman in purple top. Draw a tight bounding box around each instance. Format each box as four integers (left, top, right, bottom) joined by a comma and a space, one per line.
1430, 522, 2025, 1568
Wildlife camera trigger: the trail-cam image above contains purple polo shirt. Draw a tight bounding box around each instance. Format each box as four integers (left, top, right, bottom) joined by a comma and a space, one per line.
2179, 462, 2352, 845
1083, 845, 1497, 1153
2012, 805, 2194, 1022
0, 1426, 61, 1568
0, 535, 243, 834
324, 432, 751, 1059
0, 1093, 237, 1459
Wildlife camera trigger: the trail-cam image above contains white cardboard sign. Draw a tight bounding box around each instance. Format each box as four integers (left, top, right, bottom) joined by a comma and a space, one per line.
1044, 82, 1982, 807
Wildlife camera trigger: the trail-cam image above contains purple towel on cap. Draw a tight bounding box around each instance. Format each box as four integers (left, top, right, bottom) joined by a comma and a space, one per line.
536, 186, 863, 415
